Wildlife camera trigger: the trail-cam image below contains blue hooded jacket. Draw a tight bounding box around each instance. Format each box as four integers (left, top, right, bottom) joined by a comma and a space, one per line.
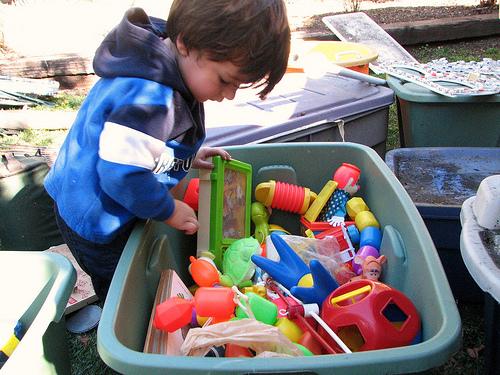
44, 8, 205, 243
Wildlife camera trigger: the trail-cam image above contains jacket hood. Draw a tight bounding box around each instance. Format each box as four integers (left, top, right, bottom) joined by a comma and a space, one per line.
93, 8, 192, 101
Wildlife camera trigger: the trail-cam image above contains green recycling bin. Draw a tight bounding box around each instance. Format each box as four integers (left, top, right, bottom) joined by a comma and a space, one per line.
387, 76, 500, 147
0, 251, 76, 374
98, 142, 461, 375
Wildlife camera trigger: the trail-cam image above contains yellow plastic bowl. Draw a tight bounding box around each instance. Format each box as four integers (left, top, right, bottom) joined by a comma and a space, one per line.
288, 40, 378, 75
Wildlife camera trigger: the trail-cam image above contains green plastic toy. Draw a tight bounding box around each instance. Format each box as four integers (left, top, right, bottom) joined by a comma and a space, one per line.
235, 291, 278, 325
251, 202, 270, 244
219, 237, 261, 288
197, 156, 252, 268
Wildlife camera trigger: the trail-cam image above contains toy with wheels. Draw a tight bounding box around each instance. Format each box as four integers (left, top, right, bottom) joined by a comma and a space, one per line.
320, 279, 420, 352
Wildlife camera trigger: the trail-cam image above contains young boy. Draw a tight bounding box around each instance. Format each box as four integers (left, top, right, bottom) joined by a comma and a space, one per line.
44, 0, 291, 302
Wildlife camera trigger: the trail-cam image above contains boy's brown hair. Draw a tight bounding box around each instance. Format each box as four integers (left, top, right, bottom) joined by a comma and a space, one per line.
167, 0, 291, 99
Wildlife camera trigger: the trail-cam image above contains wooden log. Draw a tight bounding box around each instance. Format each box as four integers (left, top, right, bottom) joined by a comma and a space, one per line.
384, 13, 500, 45
0, 53, 96, 90
0, 53, 94, 78
293, 13, 500, 45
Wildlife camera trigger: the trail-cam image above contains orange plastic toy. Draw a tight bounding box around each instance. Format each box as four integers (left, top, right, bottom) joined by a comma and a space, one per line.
188, 255, 220, 287
154, 287, 236, 333
255, 180, 317, 215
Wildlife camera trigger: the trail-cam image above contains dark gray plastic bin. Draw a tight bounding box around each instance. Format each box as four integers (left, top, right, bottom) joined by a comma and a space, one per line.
204, 73, 394, 157
385, 147, 500, 303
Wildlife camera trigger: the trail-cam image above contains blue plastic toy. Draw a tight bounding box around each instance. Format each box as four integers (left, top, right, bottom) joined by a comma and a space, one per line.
251, 233, 339, 305
291, 259, 340, 305
359, 226, 382, 249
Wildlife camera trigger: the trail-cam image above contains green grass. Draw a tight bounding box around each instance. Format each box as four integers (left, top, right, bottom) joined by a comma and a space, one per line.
0, 92, 84, 148
429, 302, 486, 375
67, 329, 116, 375
386, 104, 400, 151
0, 128, 68, 147
38, 91, 86, 111
407, 40, 499, 63
412, 45, 499, 62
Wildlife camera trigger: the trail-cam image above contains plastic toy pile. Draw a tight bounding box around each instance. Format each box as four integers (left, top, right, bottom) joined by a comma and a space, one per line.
152, 158, 421, 358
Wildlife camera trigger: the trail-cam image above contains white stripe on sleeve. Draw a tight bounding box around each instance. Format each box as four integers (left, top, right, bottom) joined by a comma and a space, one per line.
99, 122, 170, 170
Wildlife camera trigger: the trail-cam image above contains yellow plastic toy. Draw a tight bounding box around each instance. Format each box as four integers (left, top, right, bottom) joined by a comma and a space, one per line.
355, 211, 380, 232
304, 180, 338, 222
275, 318, 304, 343
255, 180, 317, 215
346, 197, 370, 220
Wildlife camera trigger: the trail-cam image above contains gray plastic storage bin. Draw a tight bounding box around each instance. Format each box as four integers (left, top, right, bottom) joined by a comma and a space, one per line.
98, 143, 461, 375
204, 73, 394, 157
386, 147, 500, 303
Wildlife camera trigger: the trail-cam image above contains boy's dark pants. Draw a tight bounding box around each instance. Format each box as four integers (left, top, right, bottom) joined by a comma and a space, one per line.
54, 204, 136, 302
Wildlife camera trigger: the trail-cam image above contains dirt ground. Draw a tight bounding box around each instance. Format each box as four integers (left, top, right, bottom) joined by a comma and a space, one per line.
291, 1, 499, 57
293, 3, 499, 33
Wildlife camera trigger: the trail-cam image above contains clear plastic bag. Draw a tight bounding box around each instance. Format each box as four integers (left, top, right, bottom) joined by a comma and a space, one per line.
180, 318, 303, 357
265, 235, 355, 284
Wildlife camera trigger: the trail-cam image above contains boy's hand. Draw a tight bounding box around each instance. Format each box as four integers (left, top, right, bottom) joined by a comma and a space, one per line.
192, 147, 231, 169
164, 199, 199, 235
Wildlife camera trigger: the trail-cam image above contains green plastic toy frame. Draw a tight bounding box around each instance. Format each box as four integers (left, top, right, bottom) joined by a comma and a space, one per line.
197, 156, 252, 268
